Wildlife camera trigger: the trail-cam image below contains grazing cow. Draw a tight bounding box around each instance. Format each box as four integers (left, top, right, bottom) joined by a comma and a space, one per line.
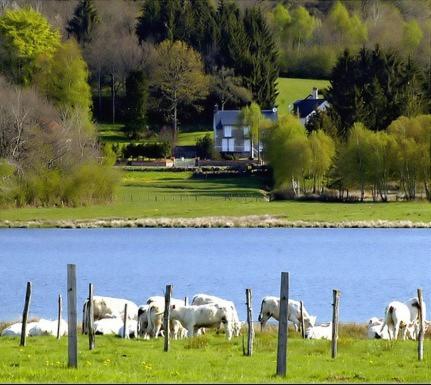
82, 296, 138, 334
93, 318, 138, 338
305, 322, 332, 340
380, 301, 415, 340
191, 293, 242, 336
145, 297, 188, 340
406, 297, 428, 339
137, 305, 151, 339
170, 303, 235, 340
1, 322, 25, 337
258, 296, 316, 331
367, 317, 390, 339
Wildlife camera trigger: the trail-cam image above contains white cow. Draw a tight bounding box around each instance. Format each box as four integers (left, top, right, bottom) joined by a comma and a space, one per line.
406, 297, 427, 339
137, 305, 151, 339
258, 296, 316, 331
93, 318, 138, 338
2, 319, 67, 337
28, 319, 68, 337
367, 317, 390, 339
380, 301, 415, 340
191, 293, 242, 336
82, 296, 138, 334
145, 297, 187, 340
170, 303, 235, 340
305, 322, 332, 340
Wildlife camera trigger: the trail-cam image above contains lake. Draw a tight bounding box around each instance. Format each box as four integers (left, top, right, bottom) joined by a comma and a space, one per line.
0, 228, 429, 324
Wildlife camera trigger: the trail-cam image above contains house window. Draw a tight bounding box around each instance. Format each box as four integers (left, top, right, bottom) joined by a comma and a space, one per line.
243, 126, 250, 137
224, 125, 232, 137
222, 138, 228, 152
244, 139, 251, 152
228, 138, 235, 152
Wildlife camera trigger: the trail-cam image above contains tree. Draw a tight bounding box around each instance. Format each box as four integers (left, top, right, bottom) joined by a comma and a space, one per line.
66, 0, 100, 47
239, 102, 271, 163
0, 7, 61, 84
243, 6, 279, 108
286, 7, 317, 50
123, 70, 149, 139
308, 130, 335, 193
195, 133, 214, 159
35, 39, 92, 122
265, 114, 311, 196
212, 66, 251, 110
150, 40, 209, 144
402, 20, 423, 53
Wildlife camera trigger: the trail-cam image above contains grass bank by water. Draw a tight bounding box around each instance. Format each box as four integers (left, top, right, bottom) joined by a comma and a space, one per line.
0, 327, 430, 383
0, 170, 430, 227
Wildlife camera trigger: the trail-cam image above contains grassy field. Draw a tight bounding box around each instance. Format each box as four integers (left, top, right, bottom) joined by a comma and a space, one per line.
276, 77, 330, 115
0, 328, 430, 383
97, 124, 213, 146
1, 170, 430, 223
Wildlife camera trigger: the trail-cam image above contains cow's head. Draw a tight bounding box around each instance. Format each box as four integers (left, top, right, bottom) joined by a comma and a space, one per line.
304, 315, 317, 329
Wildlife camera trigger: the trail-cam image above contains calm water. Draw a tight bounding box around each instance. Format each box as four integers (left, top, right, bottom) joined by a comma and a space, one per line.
0, 228, 430, 323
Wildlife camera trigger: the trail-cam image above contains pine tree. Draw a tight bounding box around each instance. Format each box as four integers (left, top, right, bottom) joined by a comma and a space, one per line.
66, 0, 99, 47
124, 71, 149, 139
242, 6, 279, 108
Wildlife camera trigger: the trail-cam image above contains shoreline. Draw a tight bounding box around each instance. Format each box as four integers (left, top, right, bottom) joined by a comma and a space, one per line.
1, 215, 431, 228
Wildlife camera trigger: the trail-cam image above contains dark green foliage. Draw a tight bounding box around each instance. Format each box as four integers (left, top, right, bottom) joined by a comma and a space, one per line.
122, 142, 171, 159
242, 6, 279, 108
123, 70, 149, 139
326, 46, 426, 138
66, 0, 100, 46
195, 133, 214, 159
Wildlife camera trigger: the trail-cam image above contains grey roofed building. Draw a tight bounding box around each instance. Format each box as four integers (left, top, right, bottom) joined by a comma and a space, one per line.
213, 106, 278, 159
293, 87, 329, 126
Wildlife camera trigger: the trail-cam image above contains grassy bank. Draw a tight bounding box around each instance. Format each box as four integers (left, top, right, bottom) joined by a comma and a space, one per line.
0, 170, 430, 225
276, 77, 330, 115
0, 328, 430, 383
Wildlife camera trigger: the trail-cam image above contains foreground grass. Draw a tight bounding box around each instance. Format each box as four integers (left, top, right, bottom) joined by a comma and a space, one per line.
0, 329, 430, 383
0, 171, 430, 223
276, 77, 330, 115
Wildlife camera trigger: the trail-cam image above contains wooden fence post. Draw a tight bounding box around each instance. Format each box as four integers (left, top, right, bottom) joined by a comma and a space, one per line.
57, 294, 62, 340
67, 264, 78, 368
20, 281, 32, 347
184, 297, 188, 306
123, 303, 128, 339
331, 289, 341, 359
163, 285, 172, 352
88, 284, 95, 349
300, 300, 305, 339
245, 288, 253, 356
418, 288, 424, 361
276, 272, 289, 377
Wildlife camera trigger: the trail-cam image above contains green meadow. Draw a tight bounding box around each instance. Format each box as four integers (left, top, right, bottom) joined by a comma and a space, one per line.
0, 328, 430, 383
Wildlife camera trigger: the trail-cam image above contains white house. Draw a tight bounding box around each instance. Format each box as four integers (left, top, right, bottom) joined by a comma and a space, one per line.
292, 87, 329, 126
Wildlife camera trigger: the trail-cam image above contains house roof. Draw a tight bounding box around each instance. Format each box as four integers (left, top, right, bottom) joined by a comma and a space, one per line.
293, 96, 327, 119
214, 109, 278, 127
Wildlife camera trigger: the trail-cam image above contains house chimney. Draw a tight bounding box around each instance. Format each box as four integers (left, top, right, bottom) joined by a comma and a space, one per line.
312, 87, 318, 99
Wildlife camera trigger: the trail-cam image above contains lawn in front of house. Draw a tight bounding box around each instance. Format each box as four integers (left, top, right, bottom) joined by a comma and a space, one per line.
1, 170, 430, 223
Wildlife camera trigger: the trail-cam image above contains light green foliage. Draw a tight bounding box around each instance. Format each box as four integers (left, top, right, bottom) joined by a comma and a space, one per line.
403, 20, 423, 51
308, 130, 335, 193
337, 123, 372, 201
0, 7, 60, 84
326, 1, 367, 47
270, 3, 291, 41
265, 114, 311, 194
35, 39, 92, 118
287, 7, 317, 49
151, 40, 209, 141
388, 115, 431, 200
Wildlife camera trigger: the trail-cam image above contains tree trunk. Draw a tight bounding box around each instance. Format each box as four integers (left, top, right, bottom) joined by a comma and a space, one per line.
98, 69, 102, 119
111, 73, 115, 124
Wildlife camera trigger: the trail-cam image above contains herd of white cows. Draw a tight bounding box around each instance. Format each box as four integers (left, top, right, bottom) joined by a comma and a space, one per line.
1, 293, 428, 342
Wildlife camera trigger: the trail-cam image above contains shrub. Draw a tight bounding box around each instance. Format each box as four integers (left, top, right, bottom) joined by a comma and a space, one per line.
122, 142, 171, 159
